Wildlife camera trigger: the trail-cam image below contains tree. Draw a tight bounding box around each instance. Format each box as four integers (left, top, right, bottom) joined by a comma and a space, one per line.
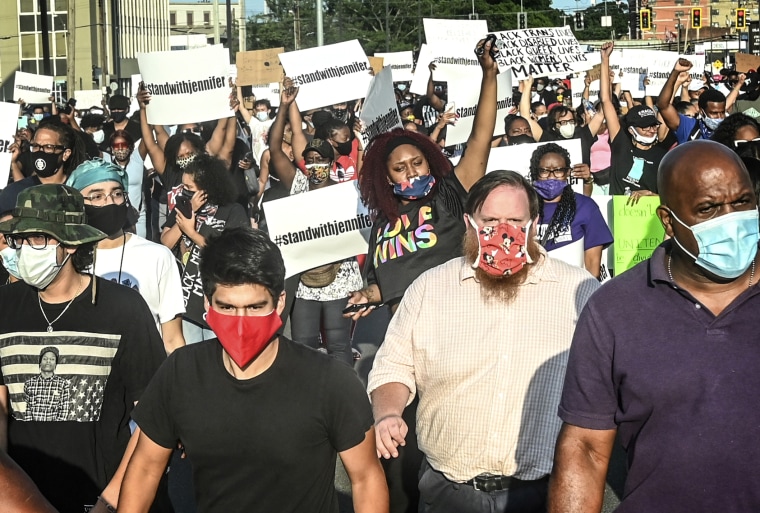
570, 2, 629, 40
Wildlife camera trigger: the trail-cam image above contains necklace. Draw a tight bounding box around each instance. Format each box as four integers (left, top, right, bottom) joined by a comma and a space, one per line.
38, 276, 85, 332
668, 255, 756, 288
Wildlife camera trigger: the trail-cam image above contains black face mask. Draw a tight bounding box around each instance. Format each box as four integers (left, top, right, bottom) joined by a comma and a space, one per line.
331, 109, 349, 123
508, 134, 535, 146
85, 203, 128, 236
335, 140, 353, 156
111, 111, 128, 123
32, 151, 62, 178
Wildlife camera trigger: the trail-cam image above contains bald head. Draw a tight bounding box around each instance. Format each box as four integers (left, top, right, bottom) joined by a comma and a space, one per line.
658, 140, 751, 207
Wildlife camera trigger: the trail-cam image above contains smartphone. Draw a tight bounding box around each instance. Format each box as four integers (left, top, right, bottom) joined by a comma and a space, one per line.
175, 195, 193, 218
243, 151, 253, 163
342, 302, 384, 314
444, 102, 456, 113
17, 116, 28, 130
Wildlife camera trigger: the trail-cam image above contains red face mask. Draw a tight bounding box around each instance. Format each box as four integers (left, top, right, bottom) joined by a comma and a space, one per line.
469, 217, 533, 276
205, 307, 283, 369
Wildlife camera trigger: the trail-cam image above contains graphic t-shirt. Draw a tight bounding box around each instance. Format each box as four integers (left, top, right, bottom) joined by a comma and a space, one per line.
133, 337, 374, 513
0, 278, 166, 512
367, 172, 467, 304
608, 133, 666, 195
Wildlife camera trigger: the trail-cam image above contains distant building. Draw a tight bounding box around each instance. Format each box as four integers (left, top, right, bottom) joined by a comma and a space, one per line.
169, 0, 240, 46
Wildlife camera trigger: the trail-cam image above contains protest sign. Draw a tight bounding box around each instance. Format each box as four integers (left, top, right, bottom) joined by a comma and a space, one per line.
444, 71, 513, 146
570, 75, 599, 106
619, 49, 659, 96
611, 195, 664, 274
681, 54, 706, 83
368, 56, 384, 75
736, 53, 760, 73
360, 67, 402, 143
490, 26, 592, 80
592, 195, 614, 282
547, 238, 585, 269
130, 74, 142, 113
13, 71, 54, 104
73, 90, 103, 109
264, 181, 372, 278
138, 45, 232, 125
250, 82, 281, 107
423, 18, 488, 46
481, 139, 583, 175
279, 40, 372, 111
236, 47, 284, 86
374, 51, 415, 82
0, 102, 19, 188
409, 43, 481, 95
636, 50, 678, 97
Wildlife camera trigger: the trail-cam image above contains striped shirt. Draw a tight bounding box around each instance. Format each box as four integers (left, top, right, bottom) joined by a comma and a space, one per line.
368, 250, 600, 482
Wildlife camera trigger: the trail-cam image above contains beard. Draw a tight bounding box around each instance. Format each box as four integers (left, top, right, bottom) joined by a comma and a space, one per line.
463, 228, 541, 303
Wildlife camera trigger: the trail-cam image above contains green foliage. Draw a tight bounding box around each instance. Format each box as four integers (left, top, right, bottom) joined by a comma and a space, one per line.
569, 2, 629, 41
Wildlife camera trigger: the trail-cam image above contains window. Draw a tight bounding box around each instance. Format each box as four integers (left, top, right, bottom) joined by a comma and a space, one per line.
170, 11, 176, 26
186, 11, 193, 26
675, 0, 684, 6
21, 33, 37, 59
675, 10, 684, 16
711, 8, 720, 15
55, 33, 66, 57
21, 60, 38, 73
19, 14, 35, 32
204, 11, 210, 25
52, 14, 67, 31
19, 0, 35, 13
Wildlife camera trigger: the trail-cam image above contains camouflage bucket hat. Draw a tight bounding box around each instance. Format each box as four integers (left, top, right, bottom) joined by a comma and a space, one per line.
0, 184, 106, 245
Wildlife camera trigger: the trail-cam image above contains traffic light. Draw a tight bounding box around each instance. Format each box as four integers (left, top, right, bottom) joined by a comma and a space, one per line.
518, 12, 527, 30
737, 8, 746, 29
640, 8, 652, 31
575, 12, 584, 31
691, 7, 702, 29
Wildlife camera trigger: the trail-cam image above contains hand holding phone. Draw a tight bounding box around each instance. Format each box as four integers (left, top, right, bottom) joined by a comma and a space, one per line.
175, 196, 193, 219
342, 302, 383, 315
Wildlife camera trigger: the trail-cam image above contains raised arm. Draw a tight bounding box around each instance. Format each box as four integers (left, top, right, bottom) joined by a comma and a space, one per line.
425, 62, 446, 112
519, 76, 542, 140
656, 58, 693, 132
205, 117, 228, 159
453, 37, 499, 192
288, 100, 308, 162
726, 73, 745, 113
137, 86, 166, 175
600, 42, 621, 142
236, 85, 252, 124
269, 79, 299, 192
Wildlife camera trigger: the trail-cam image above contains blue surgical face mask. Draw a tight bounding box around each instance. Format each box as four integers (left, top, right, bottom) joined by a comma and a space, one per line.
701, 113, 724, 131
0, 247, 21, 280
533, 179, 568, 200
393, 174, 436, 200
670, 208, 760, 279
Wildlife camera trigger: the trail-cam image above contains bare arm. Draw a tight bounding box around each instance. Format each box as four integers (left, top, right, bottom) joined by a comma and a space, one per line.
453, 37, 499, 192
205, 117, 228, 157
269, 79, 299, 192
137, 88, 166, 175
155, 124, 170, 150
425, 62, 446, 112
340, 429, 390, 513
160, 316, 185, 354
217, 116, 237, 167
600, 42, 621, 142
548, 423, 616, 513
725, 73, 745, 113
656, 59, 693, 132
519, 76, 542, 140
428, 111, 455, 145
0, 386, 8, 452
370, 382, 412, 459
160, 224, 182, 251
288, 100, 308, 161
117, 431, 173, 513
99, 426, 143, 506
236, 86, 252, 124
584, 246, 603, 279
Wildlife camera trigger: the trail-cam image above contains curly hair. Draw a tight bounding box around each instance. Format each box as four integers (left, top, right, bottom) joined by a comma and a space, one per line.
183, 153, 237, 206
34, 123, 87, 176
529, 143, 576, 243
697, 88, 726, 110
360, 128, 453, 222
710, 113, 760, 150
164, 132, 206, 178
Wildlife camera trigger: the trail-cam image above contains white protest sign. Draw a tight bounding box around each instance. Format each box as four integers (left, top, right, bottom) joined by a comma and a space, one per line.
484, 138, 583, 174
491, 26, 592, 80
547, 237, 585, 269
137, 45, 232, 125
13, 71, 54, 104
409, 43, 482, 96
279, 40, 372, 111
682, 54, 706, 82
130, 74, 142, 114
250, 82, 281, 107
360, 67, 403, 144
0, 102, 19, 188
264, 181, 372, 278
374, 51, 415, 82
423, 18, 488, 46
445, 71, 513, 146
571, 76, 599, 107
619, 49, 654, 96
640, 50, 679, 97
592, 195, 614, 282
73, 90, 103, 109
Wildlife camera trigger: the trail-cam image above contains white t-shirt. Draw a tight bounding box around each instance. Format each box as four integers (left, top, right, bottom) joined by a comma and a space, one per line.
247, 118, 274, 166
92, 234, 185, 333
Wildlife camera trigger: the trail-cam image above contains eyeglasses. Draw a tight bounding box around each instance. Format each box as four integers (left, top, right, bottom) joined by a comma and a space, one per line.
537, 167, 571, 178
83, 189, 127, 206
734, 138, 760, 148
5, 233, 56, 250
30, 143, 66, 153
555, 119, 575, 127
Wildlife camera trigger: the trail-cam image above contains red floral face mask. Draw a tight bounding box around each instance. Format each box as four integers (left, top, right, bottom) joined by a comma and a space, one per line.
205, 307, 283, 369
469, 217, 533, 276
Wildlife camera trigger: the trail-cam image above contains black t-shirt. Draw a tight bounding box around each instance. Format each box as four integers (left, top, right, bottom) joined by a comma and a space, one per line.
608, 133, 667, 195
133, 337, 374, 513
366, 172, 467, 304
539, 125, 596, 166
100, 116, 142, 151
0, 278, 166, 512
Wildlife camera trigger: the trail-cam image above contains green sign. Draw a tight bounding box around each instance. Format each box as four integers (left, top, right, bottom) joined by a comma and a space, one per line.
612, 196, 665, 274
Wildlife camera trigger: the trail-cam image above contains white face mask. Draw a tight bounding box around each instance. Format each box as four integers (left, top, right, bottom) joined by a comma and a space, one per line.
630, 127, 657, 145
558, 123, 576, 139
92, 129, 105, 144
0, 247, 21, 280
255, 111, 269, 122
33, 114, 44, 121
17, 243, 69, 290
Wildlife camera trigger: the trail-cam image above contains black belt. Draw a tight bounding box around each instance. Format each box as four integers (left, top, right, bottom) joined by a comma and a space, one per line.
465, 473, 547, 492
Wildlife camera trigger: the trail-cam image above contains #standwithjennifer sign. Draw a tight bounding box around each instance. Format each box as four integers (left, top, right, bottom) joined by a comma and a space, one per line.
360, 67, 402, 143
137, 45, 232, 125
374, 51, 414, 82
13, 71, 53, 104
491, 26, 591, 80
445, 71, 513, 146
279, 40, 372, 111
264, 182, 372, 278
0, 102, 19, 188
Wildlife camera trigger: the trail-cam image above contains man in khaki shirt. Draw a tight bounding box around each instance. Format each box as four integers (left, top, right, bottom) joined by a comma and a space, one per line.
368, 170, 600, 513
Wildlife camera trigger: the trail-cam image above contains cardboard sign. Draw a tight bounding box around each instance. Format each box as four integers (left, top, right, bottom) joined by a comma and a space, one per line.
736, 53, 760, 73
368, 56, 384, 75
73, 90, 103, 109
263, 181, 372, 278
491, 26, 592, 80
611, 195, 664, 274
13, 71, 54, 104
137, 45, 233, 125
236, 47, 284, 86
279, 40, 372, 111
374, 51, 414, 82
423, 18, 488, 46
445, 71, 513, 146
360, 67, 403, 143
586, 64, 602, 83
0, 102, 19, 187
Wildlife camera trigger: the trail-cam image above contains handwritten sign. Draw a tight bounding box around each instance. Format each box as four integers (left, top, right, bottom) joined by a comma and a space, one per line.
736, 53, 760, 73
611, 195, 664, 274
236, 47, 284, 86
423, 18, 488, 46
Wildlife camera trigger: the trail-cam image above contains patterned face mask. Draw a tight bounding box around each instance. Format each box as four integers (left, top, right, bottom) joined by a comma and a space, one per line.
177, 154, 197, 169
305, 163, 330, 185
469, 217, 533, 276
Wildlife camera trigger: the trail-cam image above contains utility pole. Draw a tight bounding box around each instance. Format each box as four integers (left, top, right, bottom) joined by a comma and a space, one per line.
226, 0, 233, 59
66, 0, 75, 96
213, 0, 221, 45
99, 0, 108, 89
239, 0, 247, 52
316, 0, 324, 46
40, 0, 52, 75
112, 0, 121, 87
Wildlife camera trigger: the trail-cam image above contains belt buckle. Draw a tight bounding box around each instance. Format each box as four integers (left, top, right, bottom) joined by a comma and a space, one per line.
472, 473, 506, 492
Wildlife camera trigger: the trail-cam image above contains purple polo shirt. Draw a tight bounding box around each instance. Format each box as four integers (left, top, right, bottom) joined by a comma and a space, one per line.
559, 242, 760, 512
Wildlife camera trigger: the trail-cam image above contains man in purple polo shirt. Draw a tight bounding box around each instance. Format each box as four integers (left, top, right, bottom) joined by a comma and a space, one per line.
549, 140, 760, 513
